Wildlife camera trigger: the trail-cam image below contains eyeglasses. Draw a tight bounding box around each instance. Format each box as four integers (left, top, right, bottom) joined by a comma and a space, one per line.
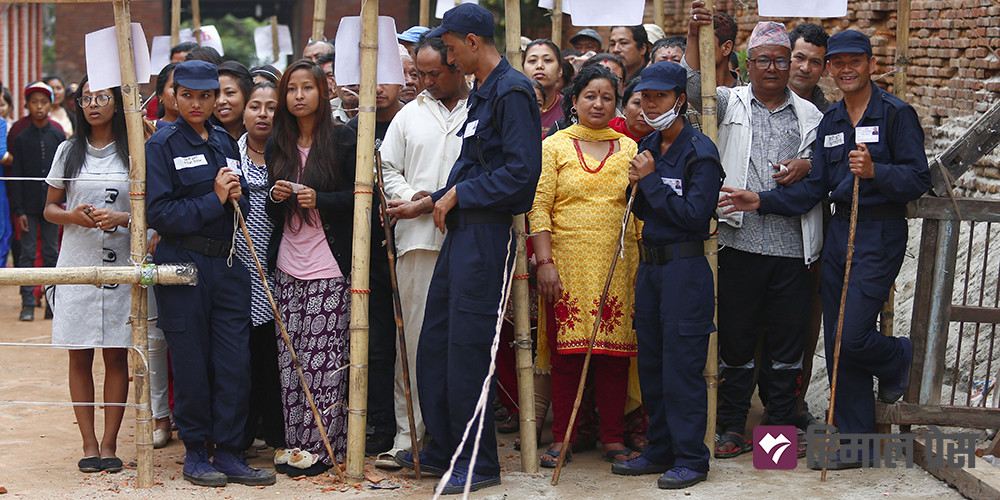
747, 56, 790, 71
77, 94, 112, 107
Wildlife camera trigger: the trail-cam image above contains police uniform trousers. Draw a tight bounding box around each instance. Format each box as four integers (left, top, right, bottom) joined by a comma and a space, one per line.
821, 215, 908, 435
634, 253, 713, 473
416, 221, 514, 477
154, 243, 252, 449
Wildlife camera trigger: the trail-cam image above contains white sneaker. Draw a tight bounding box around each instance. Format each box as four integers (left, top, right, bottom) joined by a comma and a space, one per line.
153, 429, 172, 449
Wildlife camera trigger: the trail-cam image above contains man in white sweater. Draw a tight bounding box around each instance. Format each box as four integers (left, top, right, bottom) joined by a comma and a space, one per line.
376, 33, 470, 468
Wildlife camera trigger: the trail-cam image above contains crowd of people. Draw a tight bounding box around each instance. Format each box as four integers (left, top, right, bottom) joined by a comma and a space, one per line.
0, 0, 930, 494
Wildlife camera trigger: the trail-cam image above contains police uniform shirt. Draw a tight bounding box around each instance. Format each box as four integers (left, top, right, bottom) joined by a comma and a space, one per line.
146, 118, 249, 240
430, 56, 542, 215
631, 119, 723, 246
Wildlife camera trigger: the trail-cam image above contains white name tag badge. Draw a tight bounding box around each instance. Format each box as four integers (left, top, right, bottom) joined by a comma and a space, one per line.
172, 154, 208, 170
824, 132, 845, 148
463, 120, 479, 138
661, 177, 683, 196
856, 125, 880, 144
226, 158, 241, 175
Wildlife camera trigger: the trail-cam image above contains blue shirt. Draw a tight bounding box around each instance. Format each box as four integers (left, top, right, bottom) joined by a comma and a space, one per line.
431, 56, 541, 215
759, 81, 931, 216
146, 119, 248, 240
632, 120, 723, 246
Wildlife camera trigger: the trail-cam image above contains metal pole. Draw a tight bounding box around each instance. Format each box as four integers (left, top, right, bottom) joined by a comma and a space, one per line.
113, 0, 152, 488
345, 0, 378, 481
504, 0, 537, 475
697, 0, 719, 458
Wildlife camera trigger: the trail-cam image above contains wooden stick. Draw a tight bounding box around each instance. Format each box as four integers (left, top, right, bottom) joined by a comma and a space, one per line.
231, 200, 346, 482
552, 189, 637, 485
345, 0, 378, 481
270, 15, 279, 64
551, 0, 562, 48
170, 0, 180, 46
312, 0, 327, 42
0, 264, 196, 286
503, 0, 537, 473
894, 0, 911, 99
191, 0, 201, 45
373, 153, 420, 479
697, 0, 719, 457
113, 0, 153, 487
654, 0, 664, 31
419, 0, 429, 27
821, 175, 861, 482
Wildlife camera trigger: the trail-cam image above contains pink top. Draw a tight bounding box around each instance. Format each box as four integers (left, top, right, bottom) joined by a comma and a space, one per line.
275, 146, 343, 280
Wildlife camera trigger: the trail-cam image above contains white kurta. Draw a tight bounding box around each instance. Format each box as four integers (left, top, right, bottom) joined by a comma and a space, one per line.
46, 140, 132, 348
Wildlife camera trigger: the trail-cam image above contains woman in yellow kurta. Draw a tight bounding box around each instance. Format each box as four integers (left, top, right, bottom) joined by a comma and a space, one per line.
530, 65, 640, 468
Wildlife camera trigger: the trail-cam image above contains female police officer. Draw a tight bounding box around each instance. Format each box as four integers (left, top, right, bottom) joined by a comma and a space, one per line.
146, 60, 275, 487
610, 61, 722, 490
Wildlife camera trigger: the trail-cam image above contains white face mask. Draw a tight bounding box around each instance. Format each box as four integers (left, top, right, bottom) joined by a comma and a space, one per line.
641, 100, 682, 131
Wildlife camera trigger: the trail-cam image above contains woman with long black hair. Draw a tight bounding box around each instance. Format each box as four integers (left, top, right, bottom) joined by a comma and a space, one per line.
43, 77, 130, 474
265, 59, 355, 477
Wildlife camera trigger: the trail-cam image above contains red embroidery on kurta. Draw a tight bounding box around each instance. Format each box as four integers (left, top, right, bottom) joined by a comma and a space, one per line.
554, 292, 582, 331
591, 295, 625, 334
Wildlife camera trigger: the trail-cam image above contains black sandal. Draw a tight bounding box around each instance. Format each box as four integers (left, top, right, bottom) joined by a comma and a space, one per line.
101, 457, 124, 473
715, 432, 751, 459
78, 456, 101, 473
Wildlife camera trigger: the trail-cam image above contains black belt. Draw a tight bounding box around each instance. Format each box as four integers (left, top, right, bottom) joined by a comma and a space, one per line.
639, 240, 704, 265
445, 209, 512, 231
833, 202, 905, 222
162, 234, 232, 257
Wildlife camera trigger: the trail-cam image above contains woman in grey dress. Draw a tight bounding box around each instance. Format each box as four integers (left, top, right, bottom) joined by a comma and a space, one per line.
44, 78, 131, 474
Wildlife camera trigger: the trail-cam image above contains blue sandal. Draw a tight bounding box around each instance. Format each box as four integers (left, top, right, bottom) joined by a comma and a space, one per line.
539, 448, 571, 468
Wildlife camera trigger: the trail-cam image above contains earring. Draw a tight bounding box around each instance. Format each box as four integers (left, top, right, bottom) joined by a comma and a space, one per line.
570, 106, 577, 115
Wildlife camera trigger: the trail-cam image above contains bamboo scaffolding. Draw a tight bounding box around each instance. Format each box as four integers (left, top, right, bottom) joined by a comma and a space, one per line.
0, 264, 196, 286
170, 0, 180, 45
270, 15, 279, 63
419, 0, 429, 27
697, 0, 719, 457
191, 0, 201, 44
312, 0, 326, 42
894, 0, 911, 99
345, 0, 378, 481
504, 0, 538, 474
551, 0, 562, 48
654, 0, 664, 31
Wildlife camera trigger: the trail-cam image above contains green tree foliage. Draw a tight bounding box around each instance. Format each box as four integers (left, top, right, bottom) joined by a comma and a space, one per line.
181, 14, 269, 68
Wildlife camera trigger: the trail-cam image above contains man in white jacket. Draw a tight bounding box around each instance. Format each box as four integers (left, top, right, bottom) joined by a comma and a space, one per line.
684, 14, 824, 458
376, 33, 470, 468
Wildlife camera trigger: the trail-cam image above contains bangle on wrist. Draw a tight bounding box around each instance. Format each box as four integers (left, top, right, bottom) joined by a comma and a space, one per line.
268, 185, 280, 203
537, 258, 554, 266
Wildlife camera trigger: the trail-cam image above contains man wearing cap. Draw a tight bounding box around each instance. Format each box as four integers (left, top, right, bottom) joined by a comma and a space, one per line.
610, 61, 722, 489
386, 3, 541, 494
720, 30, 930, 468
685, 19, 825, 459
11, 81, 65, 321
146, 60, 274, 487
570, 28, 603, 54
398, 26, 431, 58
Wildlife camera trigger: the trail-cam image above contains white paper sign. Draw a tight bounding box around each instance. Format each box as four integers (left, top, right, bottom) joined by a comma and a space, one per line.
85, 23, 151, 92
253, 24, 293, 63
758, 0, 847, 18
436, 0, 479, 20
149, 36, 172, 76
334, 16, 405, 87
538, 0, 572, 15
178, 25, 225, 56
566, 0, 643, 26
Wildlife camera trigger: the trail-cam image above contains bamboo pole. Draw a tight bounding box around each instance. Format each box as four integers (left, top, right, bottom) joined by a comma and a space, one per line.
270, 15, 279, 63
312, 0, 326, 42
654, 0, 664, 31
191, 0, 201, 44
893, 0, 911, 99
551, 0, 562, 48
113, 0, 152, 488
345, 0, 378, 481
170, 0, 180, 46
419, 0, 429, 27
504, 0, 538, 475
0, 264, 195, 286
697, 0, 719, 458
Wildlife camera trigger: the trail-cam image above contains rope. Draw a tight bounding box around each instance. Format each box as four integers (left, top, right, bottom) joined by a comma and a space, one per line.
0, 401, 143, 408
433, 230, 516, 500
0, 176, 140, 183
0, 342, 149, 368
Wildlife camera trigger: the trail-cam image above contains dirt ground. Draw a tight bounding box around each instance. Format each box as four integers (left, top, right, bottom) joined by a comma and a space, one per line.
0, 284, 966, 499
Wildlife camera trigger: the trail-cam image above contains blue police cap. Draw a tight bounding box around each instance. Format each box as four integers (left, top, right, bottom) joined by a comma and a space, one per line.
173, 60, 220, 91
825, 30, 873, 59
426, 3, 495, 39
634, 62, 686, 93
398, 26, 430, 43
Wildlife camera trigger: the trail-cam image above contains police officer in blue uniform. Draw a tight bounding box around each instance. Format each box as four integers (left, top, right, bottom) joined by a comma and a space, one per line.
386, 3, 541, 494
146, 60, 275, 487
610, 62, 721, 489
719, 31, 931, 469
